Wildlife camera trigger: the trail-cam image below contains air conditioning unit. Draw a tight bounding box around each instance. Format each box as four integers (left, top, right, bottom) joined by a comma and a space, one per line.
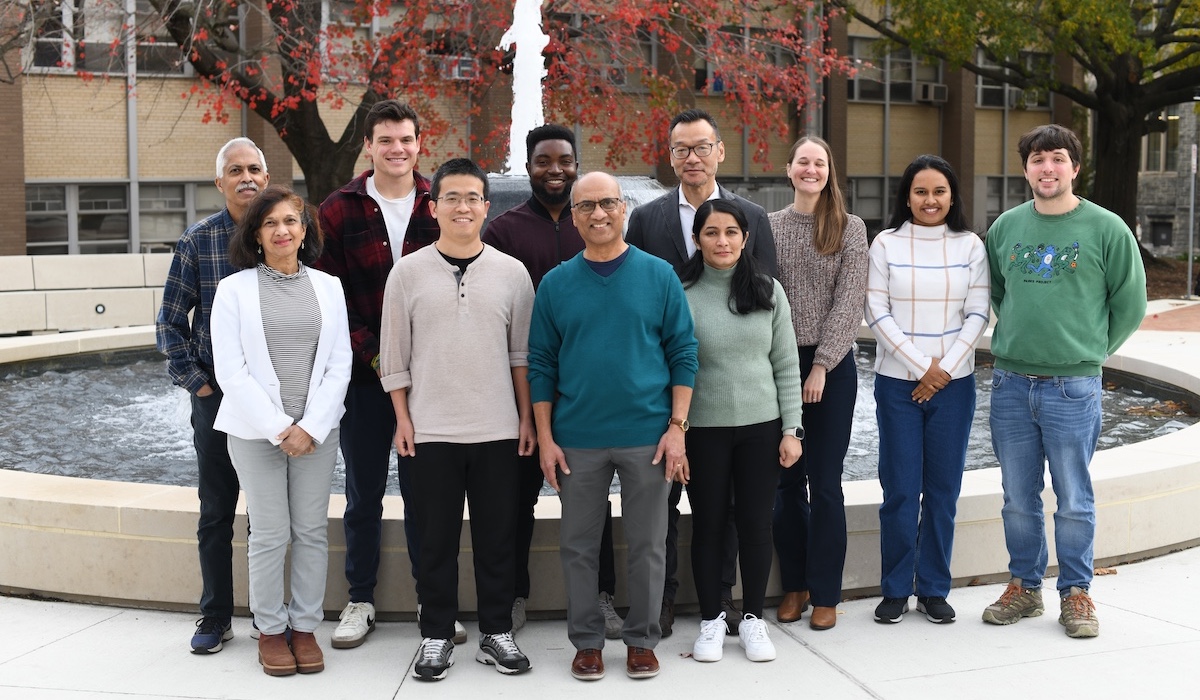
916, 82, 948, 103
440, 56, 476, 81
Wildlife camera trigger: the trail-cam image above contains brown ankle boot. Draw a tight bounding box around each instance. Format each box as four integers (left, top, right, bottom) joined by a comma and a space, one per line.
258, 632, 297, 676
290, 631, 325, 674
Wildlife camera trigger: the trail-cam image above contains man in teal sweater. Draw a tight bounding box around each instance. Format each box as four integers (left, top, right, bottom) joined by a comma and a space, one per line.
529, 172, 698, 681
982, 124, 1146, 639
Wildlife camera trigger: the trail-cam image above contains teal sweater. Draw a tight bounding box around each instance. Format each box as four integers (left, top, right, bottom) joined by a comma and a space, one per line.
985, 199, 1146, 376
529, 246, 699, 449
684, 265, 803, 429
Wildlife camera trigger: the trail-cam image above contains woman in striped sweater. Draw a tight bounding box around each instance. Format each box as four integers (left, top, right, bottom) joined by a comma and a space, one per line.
212, 186, 352, 676
864, 155, 989, 625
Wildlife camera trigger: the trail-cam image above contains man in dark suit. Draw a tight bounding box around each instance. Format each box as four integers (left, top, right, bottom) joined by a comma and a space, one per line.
626, 109, 778, 278
625, 109, 779, 638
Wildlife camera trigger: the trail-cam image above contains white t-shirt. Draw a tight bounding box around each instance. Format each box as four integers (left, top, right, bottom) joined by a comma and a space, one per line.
676, 186, 722, 259
367, 175, 417, 263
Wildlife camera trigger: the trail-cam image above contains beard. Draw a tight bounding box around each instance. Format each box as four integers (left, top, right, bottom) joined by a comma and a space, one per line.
531, 179, 572, 207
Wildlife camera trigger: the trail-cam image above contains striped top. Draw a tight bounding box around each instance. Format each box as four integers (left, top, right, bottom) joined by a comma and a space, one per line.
258, 264, 322, 421
865, 221, 990, 381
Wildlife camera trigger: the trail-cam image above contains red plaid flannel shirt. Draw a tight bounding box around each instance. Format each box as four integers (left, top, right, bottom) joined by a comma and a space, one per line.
315, 169, 439, 381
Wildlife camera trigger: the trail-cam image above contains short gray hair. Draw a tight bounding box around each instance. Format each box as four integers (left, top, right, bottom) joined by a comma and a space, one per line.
215, 137, 268, 179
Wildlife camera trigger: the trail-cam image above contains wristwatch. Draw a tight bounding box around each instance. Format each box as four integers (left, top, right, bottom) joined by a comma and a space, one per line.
783, 426, 804, 440
669, 417, 690, 433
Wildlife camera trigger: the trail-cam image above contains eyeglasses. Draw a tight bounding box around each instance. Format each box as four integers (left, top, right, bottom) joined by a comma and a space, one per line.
437, 194, 485, 206
670, 142, 719, 159
572, 198, 622, 214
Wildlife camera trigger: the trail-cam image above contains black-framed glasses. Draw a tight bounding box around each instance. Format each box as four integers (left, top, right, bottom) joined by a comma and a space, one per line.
670, 142, 719, 159
437, 194, 485, 206
572, 198, 622, 214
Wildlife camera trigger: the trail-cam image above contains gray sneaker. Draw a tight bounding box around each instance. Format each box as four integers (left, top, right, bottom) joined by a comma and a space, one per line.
982, 579, 1044, 625
1059, 587, 1100, 638
413, 638, 454, 681
476, 631, 531, 674
511, 596, 528, 632
599, 592, 624, 639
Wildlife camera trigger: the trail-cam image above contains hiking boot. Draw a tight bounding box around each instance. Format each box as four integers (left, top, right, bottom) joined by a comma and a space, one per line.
874, 597, 909, 624
257, 632, 296, 676
982, 579, 1044, 625
1059, 587, 1100, 638
331, 601, 375, 649
599, 592, 624, 639
916, 596, 956, 624
190, 616, 233, 654
511, 596, 528, 632
738, 613, 776, 662
290, 631, 324, 674
413, 638, 454, 681
476, 631, 532, 674
692, 612, 726, 662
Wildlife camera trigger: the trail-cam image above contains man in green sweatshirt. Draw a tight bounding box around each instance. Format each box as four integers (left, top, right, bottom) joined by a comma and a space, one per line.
981, 124, 1146, 639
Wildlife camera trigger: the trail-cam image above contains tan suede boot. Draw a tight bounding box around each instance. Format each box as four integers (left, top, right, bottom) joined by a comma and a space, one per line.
258, 632, 297, 676
290, 631, 325, 674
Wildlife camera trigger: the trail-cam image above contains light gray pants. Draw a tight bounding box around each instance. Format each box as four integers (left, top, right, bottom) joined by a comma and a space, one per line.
227, 429, 338, 635
559, 445, 670, 650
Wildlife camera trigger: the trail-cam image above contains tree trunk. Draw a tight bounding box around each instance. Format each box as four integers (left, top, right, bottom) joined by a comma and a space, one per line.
1091, 105, 1161, 268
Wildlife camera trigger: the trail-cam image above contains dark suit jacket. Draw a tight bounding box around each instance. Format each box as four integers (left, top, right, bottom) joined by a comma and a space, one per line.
625, 184, 778, 278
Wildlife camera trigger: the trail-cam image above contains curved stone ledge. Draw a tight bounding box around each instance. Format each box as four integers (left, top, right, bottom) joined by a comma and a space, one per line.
2, 322, 1199, 616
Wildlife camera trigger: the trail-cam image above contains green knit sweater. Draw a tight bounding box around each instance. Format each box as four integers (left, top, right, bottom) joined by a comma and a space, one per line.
684, 265, 804, 429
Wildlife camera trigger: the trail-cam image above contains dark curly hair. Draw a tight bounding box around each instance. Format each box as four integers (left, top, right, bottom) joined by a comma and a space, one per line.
228, 185, 323, 270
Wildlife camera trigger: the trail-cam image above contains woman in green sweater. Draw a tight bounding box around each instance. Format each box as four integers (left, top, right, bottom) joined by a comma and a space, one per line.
679, 199, 804, 663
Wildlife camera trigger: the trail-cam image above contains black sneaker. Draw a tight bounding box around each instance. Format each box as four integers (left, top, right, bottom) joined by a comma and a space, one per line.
917, 596, 956, 623
476, 631, 531, 674
721, 598, 742, 635
413, 638, 454, 681
659, 599, 675, 638
874, 597, 909, 624
190, 616, 232, 654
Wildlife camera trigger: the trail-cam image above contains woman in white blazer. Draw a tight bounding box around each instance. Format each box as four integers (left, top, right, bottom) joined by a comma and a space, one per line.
211, 186, 351, 677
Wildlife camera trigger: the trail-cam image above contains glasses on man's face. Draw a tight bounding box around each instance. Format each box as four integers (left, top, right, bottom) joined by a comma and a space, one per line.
572, 198, 622, 214
437, 194, 485, 207
670, 142, 718, 159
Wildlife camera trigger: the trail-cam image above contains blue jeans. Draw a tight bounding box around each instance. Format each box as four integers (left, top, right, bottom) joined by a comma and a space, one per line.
875, 375, 975, 599
191, 385, 239, 620
989, 370, 1102, 592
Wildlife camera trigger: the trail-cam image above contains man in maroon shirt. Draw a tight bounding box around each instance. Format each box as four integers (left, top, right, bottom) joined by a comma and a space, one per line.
315, 100, 463, 649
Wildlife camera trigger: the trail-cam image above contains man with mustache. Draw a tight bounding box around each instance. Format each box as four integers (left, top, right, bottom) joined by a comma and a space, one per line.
157, 137, 269, 653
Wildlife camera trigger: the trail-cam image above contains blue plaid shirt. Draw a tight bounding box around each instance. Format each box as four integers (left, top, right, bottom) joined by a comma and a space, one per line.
155, 208, 238, 394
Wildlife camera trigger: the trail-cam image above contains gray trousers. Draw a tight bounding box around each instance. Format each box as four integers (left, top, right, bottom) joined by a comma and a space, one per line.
227, 429, 339, 635
559, 445, 670, 650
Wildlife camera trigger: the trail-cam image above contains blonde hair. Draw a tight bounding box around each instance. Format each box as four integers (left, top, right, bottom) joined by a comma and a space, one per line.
787, 135, 847, 255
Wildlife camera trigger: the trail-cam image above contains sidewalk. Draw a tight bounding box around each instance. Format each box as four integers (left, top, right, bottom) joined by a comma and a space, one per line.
2, 545, 1197, 699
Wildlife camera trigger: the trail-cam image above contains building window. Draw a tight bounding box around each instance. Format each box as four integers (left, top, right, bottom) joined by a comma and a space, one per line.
78, 185, 130, 253
1148, 220, 1173, 247
29, 0, 78, 70
985, 176, 1031, 227
25, 185, 70, 255
976, 51, 1051, 109
1142, 106, 1181, 172
139, 184, 187, 251
847, 38, 939, 103
134, 0, 189, 75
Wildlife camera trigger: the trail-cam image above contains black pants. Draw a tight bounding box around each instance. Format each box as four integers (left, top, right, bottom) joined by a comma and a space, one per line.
665, 483, 739, 605
340, 379, 420, 605
515, 450, 617, 599
773, 347, 855, 607
191, 384, 239, 620
687, 420, 782, 619
412, 440, 519, 638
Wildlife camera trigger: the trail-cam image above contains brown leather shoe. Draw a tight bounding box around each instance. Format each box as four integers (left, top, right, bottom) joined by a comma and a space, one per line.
571, 648, 605, 681
626, 646, 659, 679
258, 632, 297, 676
810, 605, 838, 630
777, 590, 811, 623
290, 631, 324, 674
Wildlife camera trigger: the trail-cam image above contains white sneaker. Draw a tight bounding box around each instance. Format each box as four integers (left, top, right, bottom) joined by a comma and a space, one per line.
417, 603, 469, 645
331, 601, 376, 649
738, 613, 776, 662
692, 612, 726, 662
598, 592, 624, 640
511, 596, 528, 632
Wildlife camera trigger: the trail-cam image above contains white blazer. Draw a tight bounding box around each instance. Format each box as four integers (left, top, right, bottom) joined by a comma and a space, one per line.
211, 265, 351, 445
